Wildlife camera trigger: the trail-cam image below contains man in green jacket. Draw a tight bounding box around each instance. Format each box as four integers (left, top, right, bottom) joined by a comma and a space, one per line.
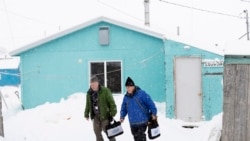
84, 75, 117, 141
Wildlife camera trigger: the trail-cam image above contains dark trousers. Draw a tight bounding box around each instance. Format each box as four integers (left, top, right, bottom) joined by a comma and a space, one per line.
130, 124, 147, 141
93, 117, 116, 141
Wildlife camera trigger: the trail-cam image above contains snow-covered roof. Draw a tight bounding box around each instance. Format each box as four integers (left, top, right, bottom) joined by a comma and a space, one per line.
223, 40, 250, 56
10, 15, 249, 57
10, 16, 166, 56
165, 35, 226, 56
164, 35, 250, 56
3, 0, 248, 57
0, 57, 20, 69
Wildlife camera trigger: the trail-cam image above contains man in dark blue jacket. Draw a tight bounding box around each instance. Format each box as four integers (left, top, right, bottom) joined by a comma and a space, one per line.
120, 77, 157, 141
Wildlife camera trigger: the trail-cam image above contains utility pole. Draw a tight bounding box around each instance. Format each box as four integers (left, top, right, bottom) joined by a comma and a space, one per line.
244, 10, 249, 40
144, 0, 150, 26
239, 10, 249, 40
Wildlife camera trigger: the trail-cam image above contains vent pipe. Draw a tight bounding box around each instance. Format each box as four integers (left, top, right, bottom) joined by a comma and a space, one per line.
144, 0, 150, 26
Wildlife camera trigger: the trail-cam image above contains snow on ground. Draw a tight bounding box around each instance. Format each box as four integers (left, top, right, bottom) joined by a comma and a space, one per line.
0, 86, 222, 141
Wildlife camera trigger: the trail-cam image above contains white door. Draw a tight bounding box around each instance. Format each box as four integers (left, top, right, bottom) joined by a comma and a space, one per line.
175, 57, 202, 122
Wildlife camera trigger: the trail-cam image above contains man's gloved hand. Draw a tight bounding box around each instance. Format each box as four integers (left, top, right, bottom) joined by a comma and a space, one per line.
108, 116, 114, 122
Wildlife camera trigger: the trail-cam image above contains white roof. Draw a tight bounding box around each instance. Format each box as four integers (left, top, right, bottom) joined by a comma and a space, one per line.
223, 40, 250, 55
165, 36, 250, 56
165, 35, 226, 56
9, 12, 249, 57
10, 15, 227, 57
11, 15, 249, 57
2, 0, 248, 57
10, 16, 166, 56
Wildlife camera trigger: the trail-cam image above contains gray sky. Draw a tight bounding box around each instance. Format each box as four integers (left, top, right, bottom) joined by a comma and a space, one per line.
0, 0, 249, 53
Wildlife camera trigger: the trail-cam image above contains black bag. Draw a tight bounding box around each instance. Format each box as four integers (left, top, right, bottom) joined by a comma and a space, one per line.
148, 120, 160, 139
105, 120, 124, 139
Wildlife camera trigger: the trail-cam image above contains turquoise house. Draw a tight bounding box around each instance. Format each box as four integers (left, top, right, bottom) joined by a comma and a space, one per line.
10, 16, 223, 121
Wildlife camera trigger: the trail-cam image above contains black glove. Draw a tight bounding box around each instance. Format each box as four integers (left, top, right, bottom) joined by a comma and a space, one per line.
148, 112, 153, 122
108, 116, 113, 122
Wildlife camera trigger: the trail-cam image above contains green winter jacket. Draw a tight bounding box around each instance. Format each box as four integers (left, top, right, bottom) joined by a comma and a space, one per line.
84, 86, 117, 121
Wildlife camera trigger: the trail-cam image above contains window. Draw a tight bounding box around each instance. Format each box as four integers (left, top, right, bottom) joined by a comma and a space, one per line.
99, 26, 109, 45
90, 61, 121, 94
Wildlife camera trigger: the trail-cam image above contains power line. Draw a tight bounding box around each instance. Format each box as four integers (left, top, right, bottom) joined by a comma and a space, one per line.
159, 0, 242, 19
96, 0, 144, 22
0, 8, 59, 27
245, 10, 249, 40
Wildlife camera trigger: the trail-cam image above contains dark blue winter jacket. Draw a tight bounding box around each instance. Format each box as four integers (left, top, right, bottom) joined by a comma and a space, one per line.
120, 86, 157, 127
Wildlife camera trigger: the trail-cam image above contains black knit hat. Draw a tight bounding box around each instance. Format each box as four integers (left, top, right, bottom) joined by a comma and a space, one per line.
125, 77, 135, 86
